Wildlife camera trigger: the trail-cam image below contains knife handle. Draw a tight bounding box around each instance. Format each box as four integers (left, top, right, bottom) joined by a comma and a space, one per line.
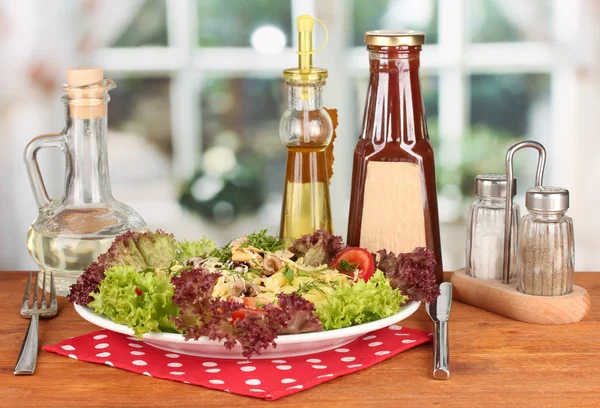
433, 320, 450, 380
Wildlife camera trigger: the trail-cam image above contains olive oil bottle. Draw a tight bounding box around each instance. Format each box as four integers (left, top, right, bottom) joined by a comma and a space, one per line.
279, 15, 333, 244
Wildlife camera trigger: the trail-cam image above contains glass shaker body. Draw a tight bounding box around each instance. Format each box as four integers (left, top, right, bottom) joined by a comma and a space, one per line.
466, 197, 519, 280
518, 209, 574, 296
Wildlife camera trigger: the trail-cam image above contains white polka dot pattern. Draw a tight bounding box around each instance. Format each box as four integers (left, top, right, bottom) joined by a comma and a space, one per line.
362, 335, 376, 340
128, 343, 143, 349
47, 325, 431, 400
276, 365, 292, 371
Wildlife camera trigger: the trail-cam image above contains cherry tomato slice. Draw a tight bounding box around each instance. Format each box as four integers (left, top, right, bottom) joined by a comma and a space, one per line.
231, 308, 268, 323
331, 247, 375, 282
231, 297, 270, 323
242, 297, 270, 309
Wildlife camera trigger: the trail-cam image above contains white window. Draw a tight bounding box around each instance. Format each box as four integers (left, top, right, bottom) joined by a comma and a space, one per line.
88, 0, 598, 270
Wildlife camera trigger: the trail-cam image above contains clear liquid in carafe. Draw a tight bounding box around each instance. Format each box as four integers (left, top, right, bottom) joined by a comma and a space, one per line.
26, 206, 134, 295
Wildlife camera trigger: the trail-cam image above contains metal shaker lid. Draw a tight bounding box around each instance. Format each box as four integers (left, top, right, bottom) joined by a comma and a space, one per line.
474, 174, 516, 198
525, 186, 569, 212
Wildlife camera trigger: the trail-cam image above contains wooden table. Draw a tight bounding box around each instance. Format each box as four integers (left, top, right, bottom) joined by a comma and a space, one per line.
1, 272, 599, 407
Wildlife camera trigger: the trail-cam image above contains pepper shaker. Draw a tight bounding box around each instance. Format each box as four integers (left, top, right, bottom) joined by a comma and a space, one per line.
518, 187, 574, 296
466, 174, 519, 280
502, 141, 546, 284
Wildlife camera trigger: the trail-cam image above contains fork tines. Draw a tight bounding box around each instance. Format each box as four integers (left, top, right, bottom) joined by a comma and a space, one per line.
21, 271, 57, 316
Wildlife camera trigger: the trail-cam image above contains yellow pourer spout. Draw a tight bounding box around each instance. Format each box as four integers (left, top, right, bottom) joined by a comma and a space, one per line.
297, 15, 314, 73
284, 15, 328, 85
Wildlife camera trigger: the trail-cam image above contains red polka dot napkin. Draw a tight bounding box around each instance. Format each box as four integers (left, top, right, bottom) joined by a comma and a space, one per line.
43, 325, 431, 401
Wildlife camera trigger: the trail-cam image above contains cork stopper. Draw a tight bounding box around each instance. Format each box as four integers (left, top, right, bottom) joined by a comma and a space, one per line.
64, 67, 111, 119
67, 67, 104, 87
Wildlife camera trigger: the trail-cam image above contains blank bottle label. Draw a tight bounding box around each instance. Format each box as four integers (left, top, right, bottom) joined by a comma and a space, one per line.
359, 161, 426, 254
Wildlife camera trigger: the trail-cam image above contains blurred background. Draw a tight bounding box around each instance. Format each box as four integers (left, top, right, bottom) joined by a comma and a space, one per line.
1, 0, 599, 271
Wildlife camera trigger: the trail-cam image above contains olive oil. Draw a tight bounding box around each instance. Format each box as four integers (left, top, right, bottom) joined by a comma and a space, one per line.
280, 180, 332, 246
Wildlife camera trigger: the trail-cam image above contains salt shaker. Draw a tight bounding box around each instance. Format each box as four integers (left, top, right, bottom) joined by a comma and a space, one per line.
518, 187, 574, 296
466, 174, 519, 280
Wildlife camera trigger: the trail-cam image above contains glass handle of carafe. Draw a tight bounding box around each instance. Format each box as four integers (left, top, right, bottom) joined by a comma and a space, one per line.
23, 133, 67, 210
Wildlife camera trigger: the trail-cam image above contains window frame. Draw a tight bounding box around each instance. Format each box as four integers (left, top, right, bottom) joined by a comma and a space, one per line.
91, 0, 586, 211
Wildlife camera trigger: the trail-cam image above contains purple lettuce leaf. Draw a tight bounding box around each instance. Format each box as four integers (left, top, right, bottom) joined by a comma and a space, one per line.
374, 247, 440, 303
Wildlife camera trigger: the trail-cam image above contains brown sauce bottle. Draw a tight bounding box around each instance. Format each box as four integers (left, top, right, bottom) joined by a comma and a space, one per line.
347, 31, 443, 282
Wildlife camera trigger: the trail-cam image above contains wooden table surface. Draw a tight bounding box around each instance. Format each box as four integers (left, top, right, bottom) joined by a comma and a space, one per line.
1, 271, 599, 408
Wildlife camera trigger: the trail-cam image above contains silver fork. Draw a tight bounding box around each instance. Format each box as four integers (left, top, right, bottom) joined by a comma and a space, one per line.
14, 271, 58, 375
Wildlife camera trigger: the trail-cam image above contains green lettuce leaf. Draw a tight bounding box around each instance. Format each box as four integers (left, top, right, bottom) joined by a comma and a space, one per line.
315, 270, 408, 330
88, 266, 180, 337
176, 237, 217, 262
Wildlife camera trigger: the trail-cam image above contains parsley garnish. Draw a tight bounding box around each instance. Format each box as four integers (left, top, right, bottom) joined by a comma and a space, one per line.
296, 280, 326, 296
338, 259, 358, 273
242, 230, 283, 253
209, 242, 233, 263
282, 266, 295, 284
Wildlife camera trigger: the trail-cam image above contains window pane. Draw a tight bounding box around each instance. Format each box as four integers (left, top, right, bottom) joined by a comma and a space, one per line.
106, 76, 173, 197
111, 0, 168, 47
197, 0, 292, 48
464, 73, 551, 197
468, 0, 553, 43
352, 0, 438, 46
181, 77, 286, 226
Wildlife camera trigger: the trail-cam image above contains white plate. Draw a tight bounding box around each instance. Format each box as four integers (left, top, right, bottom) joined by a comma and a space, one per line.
74, 301, 420, 359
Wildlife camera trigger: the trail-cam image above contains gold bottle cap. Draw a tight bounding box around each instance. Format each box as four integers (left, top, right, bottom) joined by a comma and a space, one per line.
365, 30, 425, 46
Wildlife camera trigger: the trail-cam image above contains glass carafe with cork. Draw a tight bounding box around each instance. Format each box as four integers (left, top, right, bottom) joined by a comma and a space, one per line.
24, 67, 147, 295
279, 15, 333, 244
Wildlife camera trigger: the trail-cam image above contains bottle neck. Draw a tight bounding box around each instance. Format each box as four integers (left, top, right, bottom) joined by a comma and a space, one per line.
288, 84, 323, 110
360, 46, 426, 145
63, 103, 113, 204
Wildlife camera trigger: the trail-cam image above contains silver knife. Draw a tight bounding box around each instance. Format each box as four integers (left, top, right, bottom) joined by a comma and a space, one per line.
425, 282, 452, 380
